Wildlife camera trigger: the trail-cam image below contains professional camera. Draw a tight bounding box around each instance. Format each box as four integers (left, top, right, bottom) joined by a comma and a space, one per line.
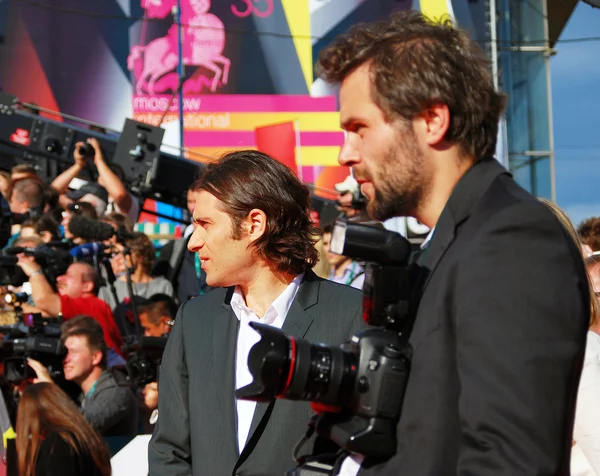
236, 220, 415, 466
0, 312, 64, 383
112, 335, 167, 388
0, 244, 72, 288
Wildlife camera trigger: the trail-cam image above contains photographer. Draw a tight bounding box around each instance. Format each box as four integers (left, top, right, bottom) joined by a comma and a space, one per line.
28, 316, 138, 442
15, 257, 124, 364
6, 178, 45, 242
314, 10, 589, 475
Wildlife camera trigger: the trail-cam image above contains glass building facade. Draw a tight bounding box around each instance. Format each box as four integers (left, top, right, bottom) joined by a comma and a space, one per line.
496, 0, 555, 199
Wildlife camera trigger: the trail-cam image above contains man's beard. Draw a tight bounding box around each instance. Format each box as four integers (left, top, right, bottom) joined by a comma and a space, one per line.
367, 126, 427, 222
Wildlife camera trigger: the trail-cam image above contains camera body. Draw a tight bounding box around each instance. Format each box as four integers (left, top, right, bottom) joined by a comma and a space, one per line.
0, 244, 71, 288
0, 312, 64, 383
112, 335, 167, 388
237, 220, 415, 460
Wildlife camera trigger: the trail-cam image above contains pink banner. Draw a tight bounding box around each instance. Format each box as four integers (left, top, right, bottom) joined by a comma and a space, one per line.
132, 94, 337, 114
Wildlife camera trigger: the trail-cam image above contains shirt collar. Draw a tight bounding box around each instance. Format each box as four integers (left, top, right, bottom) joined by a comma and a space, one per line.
421, 227, 436, 249
231, 273, 304, 325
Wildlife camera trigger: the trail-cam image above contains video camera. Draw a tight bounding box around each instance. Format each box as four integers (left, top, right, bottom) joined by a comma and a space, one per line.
113, 335, 167, 388
236, 220, 415, 469
0, 311, 64, 383
0, 244, 72, 288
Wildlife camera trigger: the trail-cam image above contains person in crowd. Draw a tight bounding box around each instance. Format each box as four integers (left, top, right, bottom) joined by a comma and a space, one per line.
7, 178, 46, 242
154, 184, 210, 304
138, 293, 177, 337
11, 164, 42, 184
61, 201, 98, 242
102, 211, 134, 234
19, 215, 60, 244
0, 169, 11, 200
136, 293, 177, 433
315, 10, 589, 475
568, 214, 600, 475
28, 316, 138, 442
320, 223, 365, 290
16, 382, 112, 476
65, 182, 109, 220
99, 231, 173, 310
579, 216, 600, 253
15, 258, 123, 364
9, 178, 45, 217
148, 150, 363, 476
101, 161, 141, 223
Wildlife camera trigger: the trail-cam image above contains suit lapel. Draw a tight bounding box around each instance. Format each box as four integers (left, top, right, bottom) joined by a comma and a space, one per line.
240, 273, 319, 458
212, 287, 240, 459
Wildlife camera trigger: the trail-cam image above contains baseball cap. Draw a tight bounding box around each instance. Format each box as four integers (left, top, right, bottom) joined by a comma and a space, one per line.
67, 182, 109, 203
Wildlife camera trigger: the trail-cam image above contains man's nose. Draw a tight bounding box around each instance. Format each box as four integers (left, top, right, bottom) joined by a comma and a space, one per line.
187, 229, 205, 253
338, 135, 360, 167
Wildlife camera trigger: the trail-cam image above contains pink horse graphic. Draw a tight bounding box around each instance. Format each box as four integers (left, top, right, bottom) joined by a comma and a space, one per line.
128, 0, 231, 94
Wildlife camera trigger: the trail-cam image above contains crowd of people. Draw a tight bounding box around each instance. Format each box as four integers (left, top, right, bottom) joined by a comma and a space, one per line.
1, 8, 600, 476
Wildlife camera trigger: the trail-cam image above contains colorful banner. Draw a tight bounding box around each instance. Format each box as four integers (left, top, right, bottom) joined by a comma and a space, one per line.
0, 0, 466, 209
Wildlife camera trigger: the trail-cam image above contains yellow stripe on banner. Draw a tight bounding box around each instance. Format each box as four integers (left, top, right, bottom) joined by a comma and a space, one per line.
188, 146, 341, 166
281, 0, 313, 91
157, 112, 341, 132
419, 0, 451, 21
3, 427, 15, 448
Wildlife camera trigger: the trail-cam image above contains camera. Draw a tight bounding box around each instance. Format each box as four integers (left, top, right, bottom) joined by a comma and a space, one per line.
236, 220, 415, 462
0, 244, 72, 288
112, 335, 167, 388
0, 312, 64, 383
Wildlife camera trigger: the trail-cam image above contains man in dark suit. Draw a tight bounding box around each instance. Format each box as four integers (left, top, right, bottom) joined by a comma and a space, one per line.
148, 151, 363, 476
315, 10, 589, 476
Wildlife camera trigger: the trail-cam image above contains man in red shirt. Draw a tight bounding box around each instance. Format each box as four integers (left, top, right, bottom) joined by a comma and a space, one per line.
16, 258, 123, 363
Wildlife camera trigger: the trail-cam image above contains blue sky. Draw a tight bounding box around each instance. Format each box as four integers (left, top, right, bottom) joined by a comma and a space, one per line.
552, 2, 600, 225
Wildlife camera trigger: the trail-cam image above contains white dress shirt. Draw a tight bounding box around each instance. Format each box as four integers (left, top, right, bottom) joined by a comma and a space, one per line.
572, 331, 600, 476
231, 274, 303, 454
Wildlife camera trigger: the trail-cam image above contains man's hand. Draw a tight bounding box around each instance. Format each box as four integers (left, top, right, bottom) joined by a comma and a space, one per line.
87, 137, 105, 166
16, 254, 42, 278
27, 358, 53, 384
73, 142, 88, 168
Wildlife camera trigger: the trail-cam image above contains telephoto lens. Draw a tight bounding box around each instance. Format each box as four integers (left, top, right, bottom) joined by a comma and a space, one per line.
235, 322, 358, 406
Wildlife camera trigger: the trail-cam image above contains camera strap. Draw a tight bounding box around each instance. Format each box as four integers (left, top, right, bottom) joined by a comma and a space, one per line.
231, 399, 276, 476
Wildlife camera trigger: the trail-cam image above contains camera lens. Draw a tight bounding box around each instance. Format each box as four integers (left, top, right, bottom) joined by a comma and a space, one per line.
237, 322, 358, 407
283, 340, 357, 406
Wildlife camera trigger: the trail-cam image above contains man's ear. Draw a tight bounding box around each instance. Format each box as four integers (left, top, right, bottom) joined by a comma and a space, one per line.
245, 209, 267, 243
415, 103, 451, 147
91, 350, 103, 367
81, 279, 94, 294
160, 316, 172, 334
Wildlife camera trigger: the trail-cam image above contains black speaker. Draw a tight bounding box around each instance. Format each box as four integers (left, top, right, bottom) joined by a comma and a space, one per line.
147, 155, 203, 210
112, 119, 165, 195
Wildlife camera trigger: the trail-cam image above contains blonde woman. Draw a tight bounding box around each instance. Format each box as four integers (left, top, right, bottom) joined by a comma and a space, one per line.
541, 199, 600, 475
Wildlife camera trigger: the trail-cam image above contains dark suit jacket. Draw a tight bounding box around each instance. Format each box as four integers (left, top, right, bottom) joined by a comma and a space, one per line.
149, 270, 363, 476
359, 158, 589, 475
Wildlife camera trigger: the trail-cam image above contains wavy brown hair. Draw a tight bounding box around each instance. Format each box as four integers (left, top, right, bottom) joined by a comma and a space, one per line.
540, 199, 597, 328
316, 10, 505, 160
193, 150, 319, 274
125, 231, 156, 273
16, 382, 111, 476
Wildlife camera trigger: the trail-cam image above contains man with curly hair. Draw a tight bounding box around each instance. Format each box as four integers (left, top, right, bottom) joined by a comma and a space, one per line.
149, 150, 363, 476
314, 9, 588, 476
